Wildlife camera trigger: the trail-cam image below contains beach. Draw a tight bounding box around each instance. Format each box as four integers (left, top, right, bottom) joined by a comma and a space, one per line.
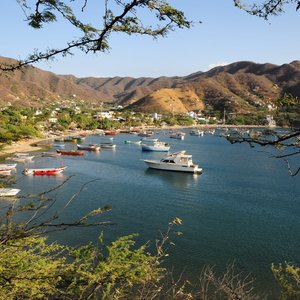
0, 124, 265, 159
0, 138, 48, 157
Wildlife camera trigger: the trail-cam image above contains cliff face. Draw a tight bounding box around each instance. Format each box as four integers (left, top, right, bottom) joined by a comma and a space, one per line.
1, 56, 299, 113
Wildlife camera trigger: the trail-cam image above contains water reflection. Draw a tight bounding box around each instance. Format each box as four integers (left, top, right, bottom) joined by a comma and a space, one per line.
144, 168, 200, 189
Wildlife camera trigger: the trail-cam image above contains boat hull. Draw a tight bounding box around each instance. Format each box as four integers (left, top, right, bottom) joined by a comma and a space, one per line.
100, 144, 116, 149
0, 164, 17, 173
141, 145, 170, 152
77, 144, 100, 151
24, 167, 66, 175
144, 160, 202, 173
124, 140, 141, 145
0, 188, 21, 196
56, 150, 84, 156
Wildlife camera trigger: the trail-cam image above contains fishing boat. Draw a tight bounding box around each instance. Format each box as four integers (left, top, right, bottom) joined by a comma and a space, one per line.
138, 131, 154, 137
54, 138, 64, 143
64, 137, 77, 143
23, 166, 66, 175
41, 152, 62, 158
77, 144, 101, 151
0, 188, 21, 196
34, 142, 53, 148
143, 151, 202, 173
56, 150, 84, 156
141, 137, 158, 142
100, 137, 114, 141
72, 136, 85, 142
6, 153, 34, 163
169, 132, 185, 140
190, 129, 204, 136
104, 130, 119, 136
99, 143, 116, 149
141, 141, 170, 152
0, 164, 17, 175
53, 143, 65, 149
124, 140, 142, 145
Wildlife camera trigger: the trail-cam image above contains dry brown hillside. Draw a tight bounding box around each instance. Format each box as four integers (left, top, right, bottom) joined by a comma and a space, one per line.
0, 57, 102, 106
127, 87, 205, 113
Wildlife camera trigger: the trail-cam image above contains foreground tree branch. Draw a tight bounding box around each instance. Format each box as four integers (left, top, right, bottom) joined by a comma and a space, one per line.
224, 128, 300, 176
0, 0, 192, 72
234, 0, 300, 19
0, 177, 112, 245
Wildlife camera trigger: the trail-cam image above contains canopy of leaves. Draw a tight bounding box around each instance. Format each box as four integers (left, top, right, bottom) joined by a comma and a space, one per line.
234, 0, 300, 19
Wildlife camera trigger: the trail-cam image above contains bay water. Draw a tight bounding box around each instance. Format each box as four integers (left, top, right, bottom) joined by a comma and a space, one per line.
6, 129, 300, 297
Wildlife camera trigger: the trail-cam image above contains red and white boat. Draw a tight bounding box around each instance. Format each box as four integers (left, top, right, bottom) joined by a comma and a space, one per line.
138, 131, 154, 137
23, 166, 66, 175
0, 164, 17, 175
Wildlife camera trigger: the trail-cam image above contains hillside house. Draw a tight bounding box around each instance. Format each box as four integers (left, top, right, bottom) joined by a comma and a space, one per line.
93, 111, 114, 120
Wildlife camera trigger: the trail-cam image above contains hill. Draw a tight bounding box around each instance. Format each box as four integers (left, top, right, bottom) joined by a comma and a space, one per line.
1, 56, 299, 113
127, 87, 205, 113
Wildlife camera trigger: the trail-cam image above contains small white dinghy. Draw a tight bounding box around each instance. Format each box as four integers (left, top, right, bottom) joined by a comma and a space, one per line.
0, 188, 21, 197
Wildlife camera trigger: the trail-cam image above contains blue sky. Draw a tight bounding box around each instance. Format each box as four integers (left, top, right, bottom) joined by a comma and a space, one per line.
1, 0, 300, 78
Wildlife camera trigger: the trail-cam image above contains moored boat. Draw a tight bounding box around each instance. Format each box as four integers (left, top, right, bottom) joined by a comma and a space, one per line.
141, 137, 158, 142
169, 132, 185, 140
124, 140, 142, 145
138, 131, 154, 137
41, 152, 62, 157
0, 164, 17, 175
56, 150, 84, 156
23, 166, 66, 175
143, 151, 202, 173
190, 129, 204, 136
104, 130, 119, 136
53, 143, 65, 149
0, 188, 21, 196
77, 144, 101, 151
54, 138, 64, 143
6, 153, 34, 163
141, 141, 170, 152
99, 143, 116, 149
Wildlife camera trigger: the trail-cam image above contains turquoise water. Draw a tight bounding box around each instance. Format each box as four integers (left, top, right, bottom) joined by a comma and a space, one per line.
6, 130, 300, 297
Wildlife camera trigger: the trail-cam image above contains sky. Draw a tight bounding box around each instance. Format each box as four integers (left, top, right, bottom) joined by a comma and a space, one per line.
1, 0, 300, 78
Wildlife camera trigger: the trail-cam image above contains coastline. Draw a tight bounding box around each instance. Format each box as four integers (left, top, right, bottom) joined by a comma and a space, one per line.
0, 124, 266, 159
0, 138, 48, 157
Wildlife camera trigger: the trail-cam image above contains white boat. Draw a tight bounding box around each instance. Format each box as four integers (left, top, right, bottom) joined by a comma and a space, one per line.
138, 131, 154, 137
124, 140, 142, 145
170, 132, 185, 140
41, 152, 62, 157
205, 129, 215, 135
6, 153, 34, 163
0, 164, 17, 175
143, 151, 202, 173
141, 137, 158, 142
190, 129, 204, 136
100, 143, 116, 149
141, 141, 170, 152
0, 188, 21, 197
77, 144, 101, 151
23, 166, 66, 175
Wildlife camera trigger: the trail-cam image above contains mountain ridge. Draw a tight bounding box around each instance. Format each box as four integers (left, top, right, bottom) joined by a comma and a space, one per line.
0, 56, 299, 113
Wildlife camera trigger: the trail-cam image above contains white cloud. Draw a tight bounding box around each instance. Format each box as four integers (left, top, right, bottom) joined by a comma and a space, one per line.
206, 62, 230, 71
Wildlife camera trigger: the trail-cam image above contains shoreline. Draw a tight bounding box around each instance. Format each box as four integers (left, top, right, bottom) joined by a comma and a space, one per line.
0, 124, 267, 159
